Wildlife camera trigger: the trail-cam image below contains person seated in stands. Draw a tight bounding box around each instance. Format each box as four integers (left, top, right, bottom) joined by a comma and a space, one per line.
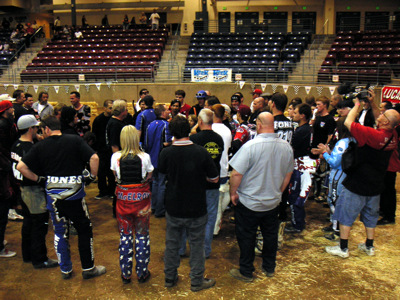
16, 22, 24, 31
10, 28, 21, 44
139, 12, 147, 26
2, 17, 10, 30
74, 29, 83, 39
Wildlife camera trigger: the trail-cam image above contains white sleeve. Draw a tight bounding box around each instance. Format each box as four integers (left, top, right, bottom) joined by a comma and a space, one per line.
110, 152, 120, 172
142, 153, 154, 174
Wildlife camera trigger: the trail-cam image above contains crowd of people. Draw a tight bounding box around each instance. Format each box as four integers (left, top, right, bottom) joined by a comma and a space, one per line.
0, 86, 399, 291
0, 18, 39, 55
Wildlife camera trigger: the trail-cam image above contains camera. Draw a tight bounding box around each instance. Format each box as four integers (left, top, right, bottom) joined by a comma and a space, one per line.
337, 83, 370, 102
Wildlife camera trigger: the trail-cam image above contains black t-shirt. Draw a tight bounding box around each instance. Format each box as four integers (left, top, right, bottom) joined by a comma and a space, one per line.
311, 114, 336, 158
274, 114, 294, 144
189, 104, 204, 116
158, 143, 219, 218
190, 130, 224, 190
20, 107, 40, 121
11, 140, 35, 186
22, 134, 95, 177
92, 112, 111, 152
106, 117, 126, 150
291, 123, 312, 159
13, 103, 26, 122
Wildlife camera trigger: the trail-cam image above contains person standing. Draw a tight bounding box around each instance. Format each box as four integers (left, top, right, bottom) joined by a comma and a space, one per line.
135, 95, 156, 144
33, 92, 53, 120
229, 112, 293, 281
20, 93, 40, 121
70, 91, 91, 136
111, 125, 153, 284
189, 90, 207, 116
92, 100, 114, 199
11, 115, 58, 268
175, 90, 191, 117
145, 104, 172, 217
149, 9, 160, 30
17, 116, 106, 280
158, 116, 218, 292
122, 14, 129, 30
12, 89, 26, 122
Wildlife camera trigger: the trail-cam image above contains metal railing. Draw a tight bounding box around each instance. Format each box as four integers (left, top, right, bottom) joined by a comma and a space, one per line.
306, 19, 329, 65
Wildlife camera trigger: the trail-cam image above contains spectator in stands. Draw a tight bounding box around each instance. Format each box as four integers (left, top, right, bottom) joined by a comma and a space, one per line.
12, 89, 26, 122
82, 15, 88, 27
175, 90, 191, 117
33, 92, 53, 120
139, 12, 147, 26
149, 9, 160, 30
135, 95, 156, 144
2, 17, 10, 30
74, 29, 83, 39
60, 107, 78, 135
122, 15, 129, 30
134, 88, 149, 112
379, 101, 393, 114
129, 16, 136, 29
145, 104, 172, 217
92, 100, 115, 200
21, 93, 39, 120
101, 15, 109, 27
16, 22, 24, 31
326, 92, 400, 258
54, 17, 61, 33
189, 90, 207, 116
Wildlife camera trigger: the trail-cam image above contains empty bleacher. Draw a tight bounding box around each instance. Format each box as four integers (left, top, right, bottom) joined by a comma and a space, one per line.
183, 31, 311, 82
318, 29, 400, 84
20, 26, 169, 82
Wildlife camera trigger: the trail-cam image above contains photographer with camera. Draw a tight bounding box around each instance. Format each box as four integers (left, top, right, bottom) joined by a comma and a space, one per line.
70, 91, 91, 136
325, 89, 400, 258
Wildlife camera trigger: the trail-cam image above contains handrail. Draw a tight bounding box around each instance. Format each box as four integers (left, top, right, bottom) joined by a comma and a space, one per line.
307, 19, 329, 65
169, 23, 181, 65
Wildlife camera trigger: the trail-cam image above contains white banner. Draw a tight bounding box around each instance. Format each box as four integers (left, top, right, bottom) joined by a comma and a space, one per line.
54, 86, 59, 93
191, 68, 232, 82
239, 81, 245, 89
329, 86, 336, 95
74, 85, 80, 92
305, 86, 312, 94
95, 83, 101, 91
13, 84, 19, 90
283, 85, 289, 93
3, 84, 8, 90
261, 83, 267, 91
33, 85, 39, 94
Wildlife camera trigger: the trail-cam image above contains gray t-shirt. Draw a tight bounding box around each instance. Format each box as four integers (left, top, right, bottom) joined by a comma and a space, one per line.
229, 133, 294, 212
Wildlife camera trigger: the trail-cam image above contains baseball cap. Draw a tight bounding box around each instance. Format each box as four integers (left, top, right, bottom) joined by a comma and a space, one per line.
0, 100, 13, 113
196, 90, 207, 99
0, 94, 15, 101
17, 114, 40, 130
221, 104, 231, 115
252, 89, 262, 95
231, 94, 241, 102
238, 105, 251, 120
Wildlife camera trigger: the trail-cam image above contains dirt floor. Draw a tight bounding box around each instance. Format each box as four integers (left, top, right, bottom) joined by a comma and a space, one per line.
1, 180, 400, 300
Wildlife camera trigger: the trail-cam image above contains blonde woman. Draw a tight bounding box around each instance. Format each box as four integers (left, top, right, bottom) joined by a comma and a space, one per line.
110, 125, 154, 284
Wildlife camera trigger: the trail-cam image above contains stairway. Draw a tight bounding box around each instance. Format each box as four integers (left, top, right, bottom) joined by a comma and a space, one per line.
154, 35, 190, 82
0, 37, 47, 83
288, 34, 336, 84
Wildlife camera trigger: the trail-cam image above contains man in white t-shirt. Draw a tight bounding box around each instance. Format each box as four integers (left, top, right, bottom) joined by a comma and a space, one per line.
149, 9, 160, 29
33, 92, 53, 120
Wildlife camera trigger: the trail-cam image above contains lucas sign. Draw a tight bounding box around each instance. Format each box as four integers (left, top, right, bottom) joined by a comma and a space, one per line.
381, 86, 400, 104
191, 68, 232, 82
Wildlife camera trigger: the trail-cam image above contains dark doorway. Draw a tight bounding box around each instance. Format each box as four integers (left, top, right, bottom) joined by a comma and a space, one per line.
235, 12, 259, 33
263, 12, 288, 33
336, 12, 361, 32
365, 12, 390, 30
292, 12, 316, 33
218, 12, 231, 33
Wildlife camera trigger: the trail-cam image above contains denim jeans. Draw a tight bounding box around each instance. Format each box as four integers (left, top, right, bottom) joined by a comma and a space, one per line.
164, 213, 207, 286
180, 189, 219, 257
151, 169, 166, 216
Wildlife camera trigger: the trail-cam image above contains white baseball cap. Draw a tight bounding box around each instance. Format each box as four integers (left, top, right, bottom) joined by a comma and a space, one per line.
0, 94, 16, 101
17, 115, 40, 130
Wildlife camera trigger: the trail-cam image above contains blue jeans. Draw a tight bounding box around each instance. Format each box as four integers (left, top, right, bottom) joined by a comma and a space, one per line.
151, 169, 166, 216
179, 189, 219, 257
164, 213, 207, 286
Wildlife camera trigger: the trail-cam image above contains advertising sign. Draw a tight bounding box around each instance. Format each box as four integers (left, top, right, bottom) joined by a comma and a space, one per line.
191, 68, 232, 82
381, 86, 400, 104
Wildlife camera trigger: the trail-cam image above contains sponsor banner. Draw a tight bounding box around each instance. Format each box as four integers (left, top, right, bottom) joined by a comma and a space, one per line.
381, 86, 400, 104
191, 68, 232, 82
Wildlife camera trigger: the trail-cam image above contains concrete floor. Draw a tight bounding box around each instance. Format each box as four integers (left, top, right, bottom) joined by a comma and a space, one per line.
1, 183, 399, 299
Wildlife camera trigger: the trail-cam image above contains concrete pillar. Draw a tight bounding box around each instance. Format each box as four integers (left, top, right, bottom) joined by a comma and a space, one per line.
324, 0, 335, 34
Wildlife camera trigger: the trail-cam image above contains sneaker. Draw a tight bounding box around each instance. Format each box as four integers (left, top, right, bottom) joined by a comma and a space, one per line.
261, 267, 275, 277
284, 224, 302, 234
8, 209, 24, 221
138, 271, 151, 283
165, 275, 179, 288
191, 278, 216, 292
324, 232, 339, 241
0, 248, 16, 258
377, 218, 395, 226
61, 271, 72, 280
33, 258, 59, 269
229, 268, 253, 282
82, 265, 106, 279
325, 245, 349, 258
358, 243, 375, 256
322, 225, 334, 232
94, 194, 107, 199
